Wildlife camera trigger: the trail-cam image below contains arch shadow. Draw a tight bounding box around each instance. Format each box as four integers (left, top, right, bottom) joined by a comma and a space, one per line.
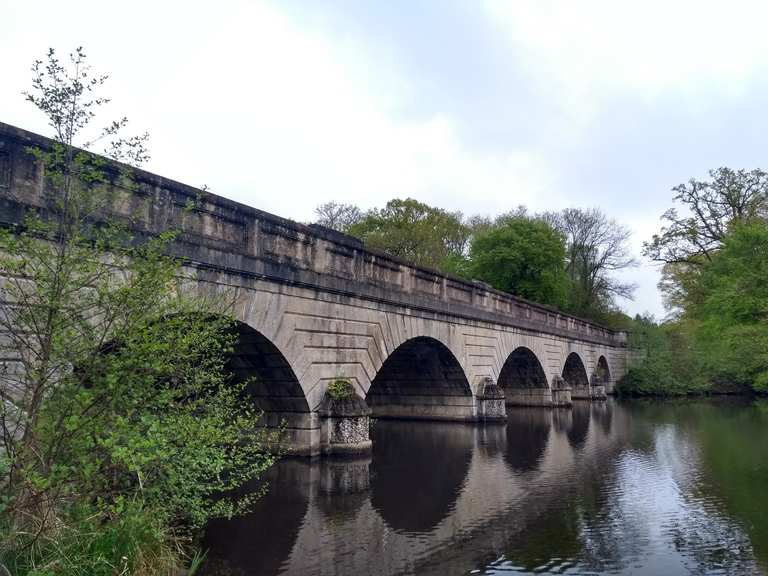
227, 322, 312, 452
202, 461, 311, 576
228, 321, 309, 413
366, 336, 474, 421
562, 352, 590, 399
504, 409, 552, 473
370, 419, 474, 533
498, 347, 552, 406
596, 355, 611, 385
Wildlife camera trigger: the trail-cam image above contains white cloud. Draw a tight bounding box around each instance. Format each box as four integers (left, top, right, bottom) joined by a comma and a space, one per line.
0, 0, 670, 316
0, 0, 557, 222
485, 0, 768, 119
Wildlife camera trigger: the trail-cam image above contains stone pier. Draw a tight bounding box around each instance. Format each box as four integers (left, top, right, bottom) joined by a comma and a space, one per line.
318, 392, 372, 455
475, 378, 507, 421
550, 375, 572, 407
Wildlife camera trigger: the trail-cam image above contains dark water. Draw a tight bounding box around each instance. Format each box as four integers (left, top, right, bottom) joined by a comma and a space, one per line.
202, 399, 768, 576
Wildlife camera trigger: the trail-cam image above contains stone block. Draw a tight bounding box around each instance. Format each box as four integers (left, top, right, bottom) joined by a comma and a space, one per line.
475, 377, 506, 421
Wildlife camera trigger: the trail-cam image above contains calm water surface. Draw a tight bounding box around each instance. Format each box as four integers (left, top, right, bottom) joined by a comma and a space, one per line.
202, 399, 768, 575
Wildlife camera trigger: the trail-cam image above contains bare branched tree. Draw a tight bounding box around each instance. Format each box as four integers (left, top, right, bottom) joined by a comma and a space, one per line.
544, 208, 637, 315
313, 201, 362, 233
644, 167, 768, 265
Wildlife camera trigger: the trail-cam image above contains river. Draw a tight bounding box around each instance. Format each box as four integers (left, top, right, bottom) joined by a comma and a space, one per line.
201, 398, 768, 575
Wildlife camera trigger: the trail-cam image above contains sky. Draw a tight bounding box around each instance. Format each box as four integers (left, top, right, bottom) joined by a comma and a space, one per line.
3, 0, 768, 319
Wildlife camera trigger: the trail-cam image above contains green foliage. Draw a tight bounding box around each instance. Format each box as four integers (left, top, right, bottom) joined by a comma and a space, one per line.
690, 220, 768, 392
327, 378, 354, 400
468, 216, 569, 308
0, 47, 275, 575
2, 501, 186, 576
617, 315, 707, 397
347, 198, 471, 272
639, 166, 768, 396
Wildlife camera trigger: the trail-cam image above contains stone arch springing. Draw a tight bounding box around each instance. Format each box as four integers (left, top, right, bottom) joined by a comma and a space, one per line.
562, 352, 590, 399
366, 336, 474, 421
227, 321, 310, 415
498, 347, 552, 406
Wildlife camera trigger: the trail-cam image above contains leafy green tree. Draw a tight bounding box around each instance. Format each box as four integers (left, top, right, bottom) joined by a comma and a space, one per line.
0, 48, 274, 575
468, 216, 569, 307
691, 220, 768, 392
638, 167, 768, 395
347, 198, 471, 272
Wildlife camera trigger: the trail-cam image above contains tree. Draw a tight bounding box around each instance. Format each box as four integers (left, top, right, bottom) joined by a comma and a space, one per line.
543, 208, 636, 319
347, 198, 471, 272
616, 314, 706, 397
313, 201, 362, 233
690, 219, 768, 392
0, 48, 274, 574
468, 216, 568, 308
644, 167, 768, 265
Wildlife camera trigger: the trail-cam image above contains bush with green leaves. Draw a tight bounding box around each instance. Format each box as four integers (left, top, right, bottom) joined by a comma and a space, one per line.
327, 378, 354, 400
616, 315, 707, 397
0, 47, 275, 575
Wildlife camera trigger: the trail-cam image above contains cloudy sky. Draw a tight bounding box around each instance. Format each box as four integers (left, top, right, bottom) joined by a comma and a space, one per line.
3, 1, 767, 318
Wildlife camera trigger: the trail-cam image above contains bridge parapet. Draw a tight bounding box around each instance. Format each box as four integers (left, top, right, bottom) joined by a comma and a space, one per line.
0, 121, 626, 348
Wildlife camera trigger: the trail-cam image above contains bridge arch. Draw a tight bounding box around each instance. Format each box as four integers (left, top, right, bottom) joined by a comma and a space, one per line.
562, 352, 590, 399
227, 321, 314, 451
596, 355, 611, 385
498, 346, 552, 406
366, 335, 474, 421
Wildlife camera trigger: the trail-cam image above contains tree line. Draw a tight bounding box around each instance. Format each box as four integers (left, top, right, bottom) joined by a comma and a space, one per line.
623, 168, 768, 396
314, 199, 637, 328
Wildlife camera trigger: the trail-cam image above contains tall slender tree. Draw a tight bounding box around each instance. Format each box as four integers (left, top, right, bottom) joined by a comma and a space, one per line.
543, 208, 636, 317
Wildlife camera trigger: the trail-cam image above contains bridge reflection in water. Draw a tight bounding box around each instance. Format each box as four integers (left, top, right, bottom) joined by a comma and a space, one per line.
201, 399, 765, 576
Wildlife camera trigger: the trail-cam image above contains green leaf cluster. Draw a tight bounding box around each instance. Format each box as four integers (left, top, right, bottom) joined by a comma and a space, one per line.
468, 216, 569, 308
347, 198, 471, 272
628, 165, 768, 395
691, 220, 768, 392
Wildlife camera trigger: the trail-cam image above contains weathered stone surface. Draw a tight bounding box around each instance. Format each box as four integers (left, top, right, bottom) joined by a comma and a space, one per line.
550, 375, 573, 407
0, 122, 630, 456
318, 393, 372, 455
590, 374, 608, 400
475, 377, 506, 421
505, 387, 554, 407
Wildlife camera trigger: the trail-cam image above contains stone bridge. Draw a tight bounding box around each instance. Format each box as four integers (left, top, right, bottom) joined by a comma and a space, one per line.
0, 122, 628, 456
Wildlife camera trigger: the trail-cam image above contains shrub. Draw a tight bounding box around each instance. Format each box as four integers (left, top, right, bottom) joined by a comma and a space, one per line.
327, 378, 354, 400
